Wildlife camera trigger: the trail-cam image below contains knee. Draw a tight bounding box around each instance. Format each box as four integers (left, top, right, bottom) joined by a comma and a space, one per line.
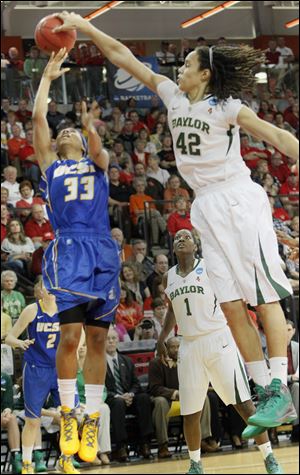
86, 328, 107, 352
59, 333, 80, 353
25, 417, 40, 428
154, 396, 169, 411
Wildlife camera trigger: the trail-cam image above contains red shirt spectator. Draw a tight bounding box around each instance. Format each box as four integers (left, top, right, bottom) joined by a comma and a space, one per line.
1, 204, 10, 242
279, 174, 299, 203
268, 153, 291, 183
128, 110, 149, 134
240, 135, 271, 169
18, 129, 38, 168
273, 207, 291, 222
167, 196, 193, 236
265, 40, 281, 65
30, 231, 54, 277
115, 285, 143, 332
24, 204, 53, 245
14, 99, 32, 125
131, 139, 150, 167
7, 124, 26, 162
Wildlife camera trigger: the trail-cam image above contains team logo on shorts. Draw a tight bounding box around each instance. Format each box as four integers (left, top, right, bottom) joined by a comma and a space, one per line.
196, 267, 203, 275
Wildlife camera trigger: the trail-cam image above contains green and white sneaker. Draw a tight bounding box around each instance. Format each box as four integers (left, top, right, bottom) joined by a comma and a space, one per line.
248, 379, 297, 428
264, 453, 284, 474
33, 450, 47, 472
11, 452, 22, 474
186, 460, 204, 474
242, 384, 269, 439
242, 423, 266, 439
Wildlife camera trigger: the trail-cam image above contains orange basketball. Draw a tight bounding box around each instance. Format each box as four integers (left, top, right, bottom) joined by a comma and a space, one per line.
34, 14, 77, 55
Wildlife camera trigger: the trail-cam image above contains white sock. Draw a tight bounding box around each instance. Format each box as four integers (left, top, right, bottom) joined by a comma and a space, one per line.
22, 445, 33, 463
189, 449, 201, 463
269, 357, 288, 386
258, 441, 272, 460
85, 384, 104, 415
245, 360, 271, 387
57, 379, 77, 409
33, 446, 42, 451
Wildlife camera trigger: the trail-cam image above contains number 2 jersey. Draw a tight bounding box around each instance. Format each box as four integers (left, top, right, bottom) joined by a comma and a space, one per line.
24, 300, 59, 367
165, 258, 227, 337
157, 79, 250, 191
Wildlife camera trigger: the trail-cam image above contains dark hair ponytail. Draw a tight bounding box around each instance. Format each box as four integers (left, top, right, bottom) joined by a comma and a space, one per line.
196, 45, 264, 103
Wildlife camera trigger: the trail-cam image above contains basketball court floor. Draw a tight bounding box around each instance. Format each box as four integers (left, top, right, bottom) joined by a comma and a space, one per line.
51, 444, 298, 474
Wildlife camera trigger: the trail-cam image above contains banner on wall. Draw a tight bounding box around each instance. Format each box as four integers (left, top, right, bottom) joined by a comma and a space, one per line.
106, 56, 162, 108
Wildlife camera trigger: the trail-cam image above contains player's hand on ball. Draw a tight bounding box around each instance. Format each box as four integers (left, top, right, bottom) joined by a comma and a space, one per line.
157, 338, 169, 366
43, 48, 70, 81
53, 11, 87, 32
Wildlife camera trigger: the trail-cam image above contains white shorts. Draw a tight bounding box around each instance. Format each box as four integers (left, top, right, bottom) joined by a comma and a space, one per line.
191, 176, 293, 306
178, 326, 251, 416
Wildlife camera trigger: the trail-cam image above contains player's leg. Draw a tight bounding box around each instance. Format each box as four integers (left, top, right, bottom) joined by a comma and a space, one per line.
78, 319, 110, 462
56, 306, 85, 456
22, 417, 40, 474
1, 413, 22, 474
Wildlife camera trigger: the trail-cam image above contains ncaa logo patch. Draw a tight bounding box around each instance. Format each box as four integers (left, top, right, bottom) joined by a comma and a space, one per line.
196, 267, 203, 275
209, 98, 217, 106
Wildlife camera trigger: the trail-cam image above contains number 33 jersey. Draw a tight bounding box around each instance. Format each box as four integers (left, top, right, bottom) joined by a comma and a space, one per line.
165, 258, 227, 337
157, 79, 250, 191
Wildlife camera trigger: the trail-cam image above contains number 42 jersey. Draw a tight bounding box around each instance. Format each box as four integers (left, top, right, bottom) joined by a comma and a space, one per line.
165, 258, 227, 337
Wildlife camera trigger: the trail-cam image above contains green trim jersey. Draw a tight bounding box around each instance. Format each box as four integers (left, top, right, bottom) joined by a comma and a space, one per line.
165, 258, 226, 337
157, 79, 250, 190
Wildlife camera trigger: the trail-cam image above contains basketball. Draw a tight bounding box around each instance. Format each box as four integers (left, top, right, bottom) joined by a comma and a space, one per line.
34, 14, 77, 55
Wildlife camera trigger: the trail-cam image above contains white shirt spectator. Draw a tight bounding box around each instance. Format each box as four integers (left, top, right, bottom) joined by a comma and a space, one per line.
1, 180, 22, 206
276, 46, 294, 68
147, 167, 170, 187
1, 236, 35, 255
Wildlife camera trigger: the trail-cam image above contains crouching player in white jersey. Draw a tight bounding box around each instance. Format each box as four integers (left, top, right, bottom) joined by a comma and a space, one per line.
5, 282, 80, 475
157, 230, 283, 475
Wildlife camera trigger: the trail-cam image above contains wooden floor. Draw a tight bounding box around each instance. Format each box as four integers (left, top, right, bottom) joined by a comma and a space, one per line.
53, 444, 299, 474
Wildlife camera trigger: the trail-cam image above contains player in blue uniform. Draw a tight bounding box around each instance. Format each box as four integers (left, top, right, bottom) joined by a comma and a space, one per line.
32, 48, 120, 464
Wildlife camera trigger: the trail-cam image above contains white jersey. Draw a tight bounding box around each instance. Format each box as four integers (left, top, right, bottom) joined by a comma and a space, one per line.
165, 258, 227, 337
157, 79, 250, 191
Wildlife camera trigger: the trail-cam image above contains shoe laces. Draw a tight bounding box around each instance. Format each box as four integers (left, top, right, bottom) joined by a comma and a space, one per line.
265, 453, 279, 472
252, 385, 269, 409
62, 410, 77, 442
83, 416, 98, 448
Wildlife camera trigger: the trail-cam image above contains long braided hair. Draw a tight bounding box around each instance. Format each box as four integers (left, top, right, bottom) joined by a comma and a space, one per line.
195, 45, 265, 103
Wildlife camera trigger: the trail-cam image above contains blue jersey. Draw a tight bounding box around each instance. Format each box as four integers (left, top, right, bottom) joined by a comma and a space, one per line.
41, 157, 111, 234
24, 300, 60, 367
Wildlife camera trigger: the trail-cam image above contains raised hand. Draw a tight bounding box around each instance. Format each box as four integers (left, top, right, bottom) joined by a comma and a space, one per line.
53, 11, 87, 32
43, 48, 70, 81
81, 101, 96, 131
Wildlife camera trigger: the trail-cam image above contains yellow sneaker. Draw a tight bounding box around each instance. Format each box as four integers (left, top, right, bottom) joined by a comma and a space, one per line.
60, 406, 80, 456
56, 455, 80, 474
21, 461, 34, 474
78, 412, 100, 462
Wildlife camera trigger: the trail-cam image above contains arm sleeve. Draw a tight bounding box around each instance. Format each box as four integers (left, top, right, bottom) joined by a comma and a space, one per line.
224, 98, 244, 126
157, 79, 180, 109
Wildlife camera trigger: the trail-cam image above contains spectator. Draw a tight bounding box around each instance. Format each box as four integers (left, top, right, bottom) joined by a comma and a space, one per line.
16, 180, 44, 221
2, 166, 22, 206
178, 39, 193, 65
158, 135, 177, 174
146, 154, 170, 187
129, 177, 167, 245
46, 100, 65, 138
269, 196, 291, 223
252, 159, 270, 185
1, 97, 11, 120
150, 122, 165, 153
163, 175, 190, 216
1, 298, 12, 341
1, 186, 15, 215
276, 37, 295, 68
155, 41, 176, 66
217, 37, 227, 45
126, 239, 154, 282
286, 319, 299, 443
115, 283, 143, 336
196, 37, 207, 47
24, 204, 53, 248
145, 107, 160, 133
265, 39, 281, 66
120, 262, 150, 306
289, 215, 299, 238
6, 47, 24, 104
274, 112, 296, 135
129, 110, 149, 134
1, 219, 34, 276
23, 46, 46, 95
30, 231, 54, 278
1, 371, 22, 473
105, 327, 153, 461
1, 204, 10, 242
6, 110, 25, 138
112, 140, 133, 170
240, 134, 271, 170
284, 102, 299, 134
146, 254, 169, 296
133, 317, 157, 341
111, 227, 132, 261
118, 119, 137, 155
131, 138, 150, 167
65, 101, 83, 129
7, 124, 27, 166
109, 107, 126, 138
108, 164, 132, 237
151, 297, 173, 338
18, 128, 41, 189
279, 173, 299, 216
268, 152, 291, 184
138, 128, 157, 155
1, 270, 25, 326
261, 173, 280, 198
257, 100, 275, 121
14, 98, 32, 126
167, 196, 193, 237
1, 119, 9, 169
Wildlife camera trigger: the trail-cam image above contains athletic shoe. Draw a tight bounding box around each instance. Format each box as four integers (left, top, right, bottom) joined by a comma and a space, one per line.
248, 379, 297, 428
21, 462, 34, 474
33, 450, 47, 472
78, 412, 99, 462
60, 406, 80, 456
11, 452, 22, 474
264, 453, 284, 474
56, 455, 80, 474
242, 424, 267, 439
186, 460, 204, 474
72, 457, 81, 469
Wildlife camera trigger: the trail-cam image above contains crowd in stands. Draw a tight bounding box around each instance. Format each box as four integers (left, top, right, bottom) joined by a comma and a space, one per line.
1, 35, 299, 469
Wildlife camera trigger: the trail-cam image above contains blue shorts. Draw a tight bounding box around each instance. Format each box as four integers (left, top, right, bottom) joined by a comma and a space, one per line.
23, 362, 60, 418
42, 231, 120, 323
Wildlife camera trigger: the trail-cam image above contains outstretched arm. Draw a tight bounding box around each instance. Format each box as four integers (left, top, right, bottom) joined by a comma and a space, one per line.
32, 48, 70, 173
81, 101, 109, 171
237, 106, 299, 161
54, 12, 169, 93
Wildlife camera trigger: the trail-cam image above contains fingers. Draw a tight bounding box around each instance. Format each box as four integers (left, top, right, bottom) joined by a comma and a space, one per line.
81, 101, 87, 114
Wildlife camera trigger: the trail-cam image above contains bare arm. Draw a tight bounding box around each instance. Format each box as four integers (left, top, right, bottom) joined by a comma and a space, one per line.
32, 49, 70, 173
81, 101, 109, 171
5, 304, 37, 350
156, 273, 177, 365
54, 12, 169, 93
237, 106, 299, 160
